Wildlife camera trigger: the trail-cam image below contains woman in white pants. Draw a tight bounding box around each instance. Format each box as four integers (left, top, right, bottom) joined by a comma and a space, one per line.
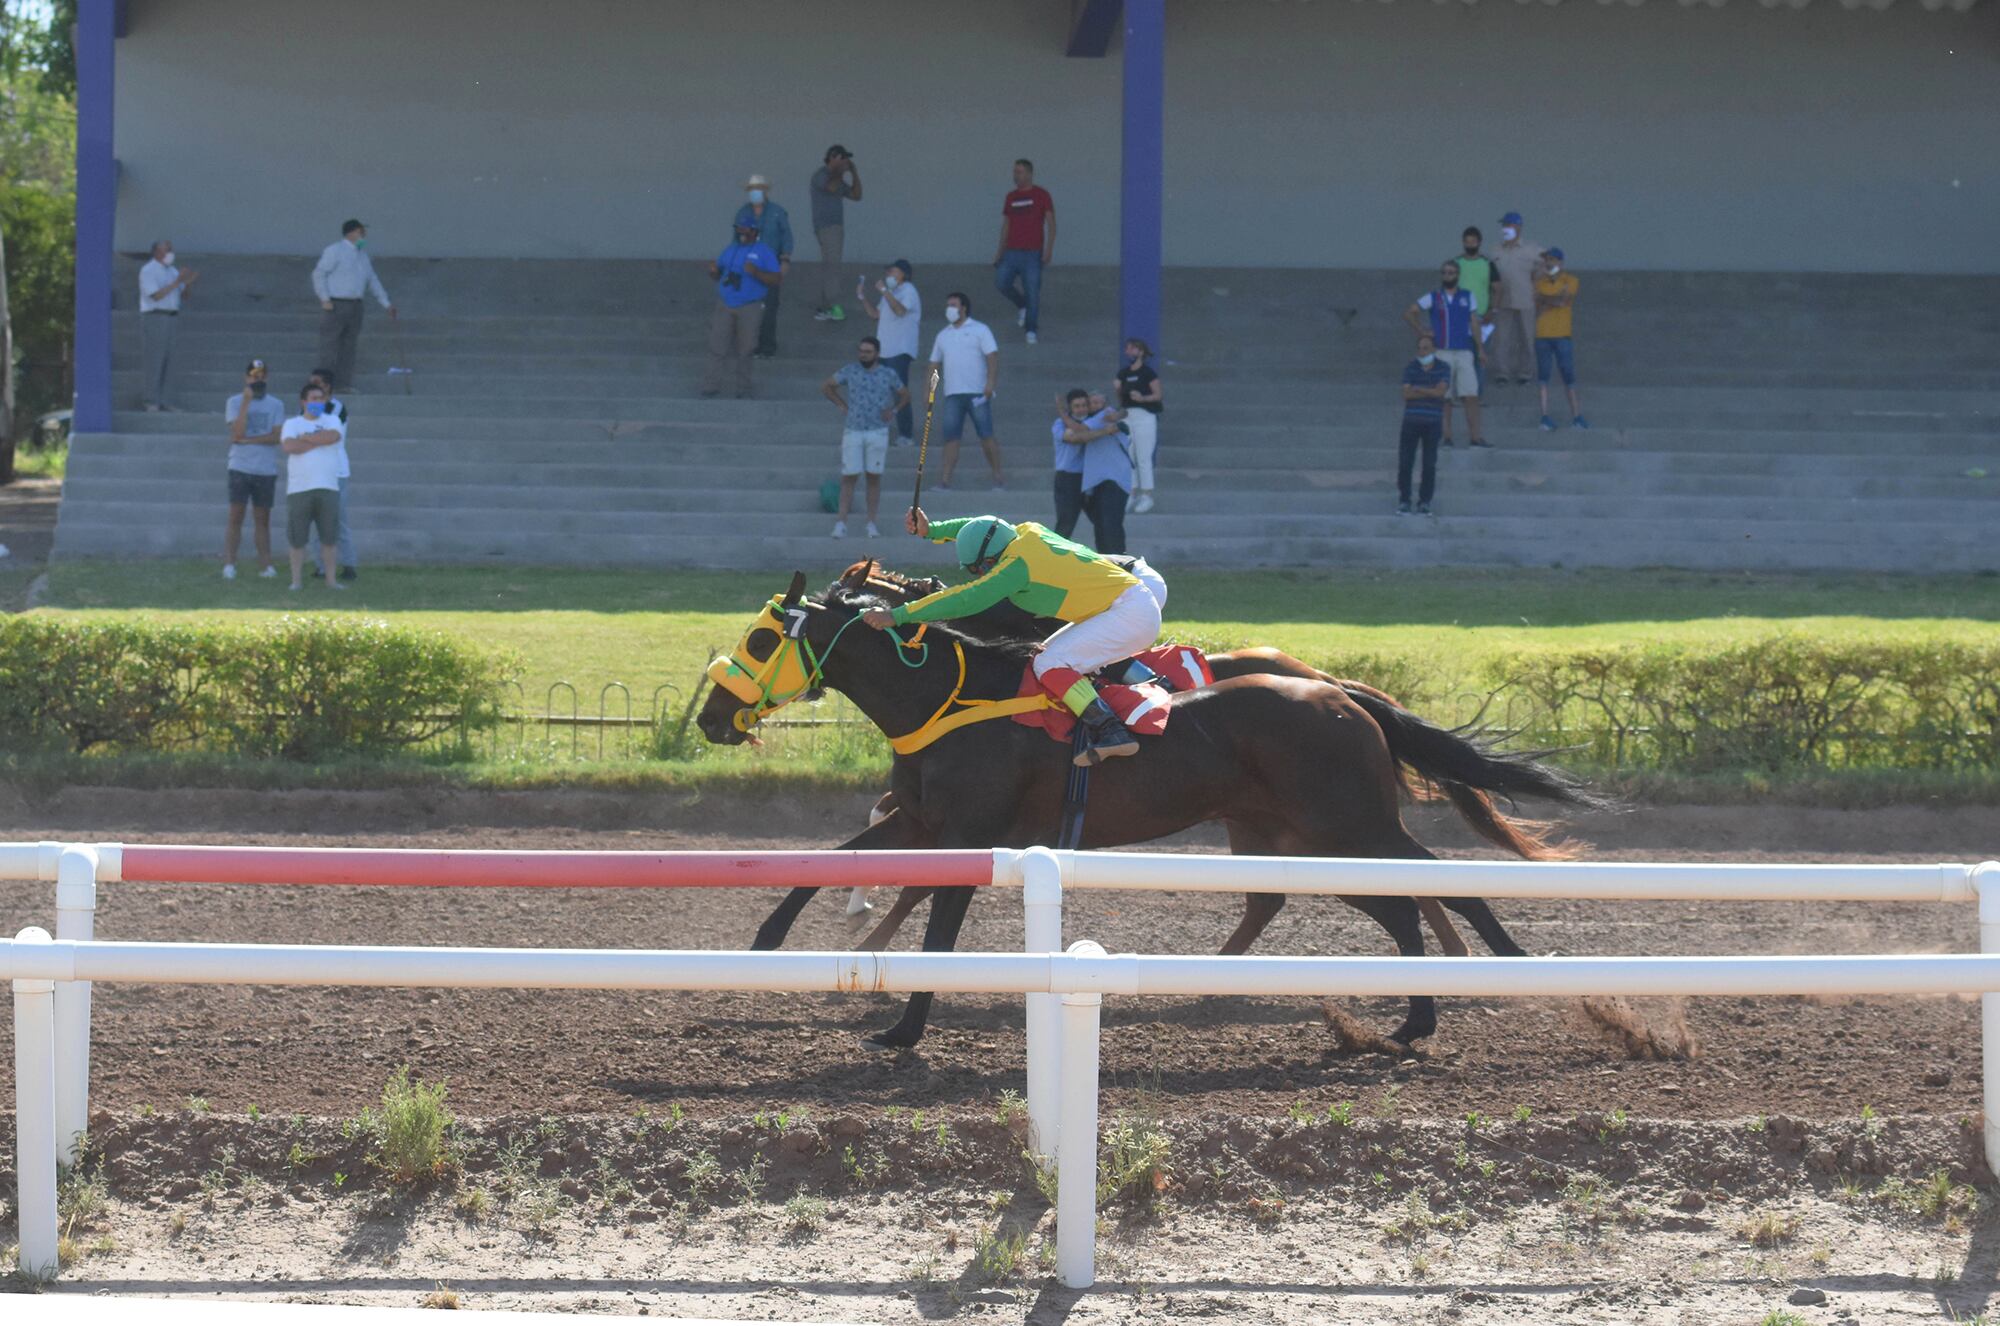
1115, 339, 1164, 514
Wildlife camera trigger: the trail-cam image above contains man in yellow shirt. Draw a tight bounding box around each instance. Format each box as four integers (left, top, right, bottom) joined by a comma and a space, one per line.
1533, 248, 1588, 431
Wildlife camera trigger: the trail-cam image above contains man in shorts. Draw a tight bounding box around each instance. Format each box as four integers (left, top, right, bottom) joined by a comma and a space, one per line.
820, 336, 907, 538
280, 382, 348, 591
1404, 259, 1489, 448
222, 358, 284, 579
1534, 248, 1589, 431
926, 292, 1004, 490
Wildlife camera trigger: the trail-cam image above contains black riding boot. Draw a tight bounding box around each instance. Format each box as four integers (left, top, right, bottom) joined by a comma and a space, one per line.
1075, 699, 1140, 767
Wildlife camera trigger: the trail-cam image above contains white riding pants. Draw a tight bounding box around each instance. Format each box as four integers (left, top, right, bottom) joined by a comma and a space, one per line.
1123, 557, 1167, 612
1032, 584, 1163, 681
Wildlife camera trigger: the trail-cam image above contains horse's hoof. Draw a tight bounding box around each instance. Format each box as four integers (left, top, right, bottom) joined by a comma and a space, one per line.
861, 1031, 918, 1053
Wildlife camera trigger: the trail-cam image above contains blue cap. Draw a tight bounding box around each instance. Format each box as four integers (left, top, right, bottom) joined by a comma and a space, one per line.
1546, 246, 1564, 261
1500, 211, 1523, 226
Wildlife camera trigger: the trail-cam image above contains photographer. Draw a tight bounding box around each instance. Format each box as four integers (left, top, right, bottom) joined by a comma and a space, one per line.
701, 220, 784, 399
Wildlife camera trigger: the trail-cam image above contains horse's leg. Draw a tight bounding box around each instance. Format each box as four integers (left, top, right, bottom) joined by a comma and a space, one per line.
1341, 894, 1436, 1047
844, 792, 901, 925
752, 809, 922, 951
1218, 822, 1286, 955
855, 886, 934, 951
1416, 898, 1471, 958
1440, 896, 1527, 957
865, 885, 977, 1050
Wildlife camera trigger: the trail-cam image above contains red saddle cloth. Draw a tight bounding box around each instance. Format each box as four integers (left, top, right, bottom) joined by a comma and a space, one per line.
1011, 645, 1214, 745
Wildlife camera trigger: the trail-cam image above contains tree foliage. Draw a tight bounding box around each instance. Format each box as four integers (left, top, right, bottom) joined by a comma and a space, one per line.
2, 0, 76, 444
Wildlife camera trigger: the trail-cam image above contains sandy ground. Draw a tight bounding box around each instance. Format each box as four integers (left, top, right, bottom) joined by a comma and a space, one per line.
2, 785, 1997, 1320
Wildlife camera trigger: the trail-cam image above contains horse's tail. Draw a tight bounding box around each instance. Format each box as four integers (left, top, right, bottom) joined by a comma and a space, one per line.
1343, 689, 1606, 862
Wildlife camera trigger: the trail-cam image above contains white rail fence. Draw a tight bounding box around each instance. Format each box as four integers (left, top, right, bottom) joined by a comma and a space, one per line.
3, 842, 1998, 1291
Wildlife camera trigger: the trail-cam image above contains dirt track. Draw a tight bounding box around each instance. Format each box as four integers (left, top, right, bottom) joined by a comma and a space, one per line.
0, 786, 1992, 1125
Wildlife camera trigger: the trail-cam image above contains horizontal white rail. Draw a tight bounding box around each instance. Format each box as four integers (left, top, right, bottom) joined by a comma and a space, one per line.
999, 851, 1991, 903
7, 937, 2000, 999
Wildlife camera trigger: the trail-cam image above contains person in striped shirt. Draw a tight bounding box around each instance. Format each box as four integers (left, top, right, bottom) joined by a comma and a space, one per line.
1397, 334, 1452, 516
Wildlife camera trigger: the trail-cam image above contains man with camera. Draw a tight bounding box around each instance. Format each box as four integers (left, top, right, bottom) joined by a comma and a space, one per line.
702, 219, 784, 398
809, 145, 862, 323
221, 358, 283, 580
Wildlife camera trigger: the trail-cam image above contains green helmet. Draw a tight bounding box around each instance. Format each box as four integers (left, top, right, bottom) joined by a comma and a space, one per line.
955, 516, 1018, 571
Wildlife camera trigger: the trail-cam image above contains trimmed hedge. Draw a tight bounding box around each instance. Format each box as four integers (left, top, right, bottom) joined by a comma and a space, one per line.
0, 616, 517, 760
1310, 637, 2000, 775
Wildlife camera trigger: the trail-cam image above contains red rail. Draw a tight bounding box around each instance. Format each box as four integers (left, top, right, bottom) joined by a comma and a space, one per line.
114, 846, 996, 890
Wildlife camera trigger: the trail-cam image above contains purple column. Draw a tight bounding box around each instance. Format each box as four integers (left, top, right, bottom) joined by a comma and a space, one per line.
73, 0, 117, 433
1119, 0, 1164, 356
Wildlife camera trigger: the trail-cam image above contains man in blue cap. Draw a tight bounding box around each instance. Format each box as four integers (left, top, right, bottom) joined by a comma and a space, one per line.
703, 218, 783, 398
1489, 210, 1547, 387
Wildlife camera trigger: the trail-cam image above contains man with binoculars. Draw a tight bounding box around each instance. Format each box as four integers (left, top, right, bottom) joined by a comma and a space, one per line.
702, 219, 785, 399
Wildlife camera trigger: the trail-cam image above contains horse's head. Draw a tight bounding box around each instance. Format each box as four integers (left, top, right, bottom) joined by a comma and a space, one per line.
696, 571, 885, 745
832, 558, 946, 604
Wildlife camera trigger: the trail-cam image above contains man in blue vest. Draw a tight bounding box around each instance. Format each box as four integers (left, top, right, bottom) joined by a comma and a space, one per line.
1403, 259, 1490, 449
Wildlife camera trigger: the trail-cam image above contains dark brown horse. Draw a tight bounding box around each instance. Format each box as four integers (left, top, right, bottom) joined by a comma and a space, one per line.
698, 569, 1599, 1050
760, 560, 1581, 955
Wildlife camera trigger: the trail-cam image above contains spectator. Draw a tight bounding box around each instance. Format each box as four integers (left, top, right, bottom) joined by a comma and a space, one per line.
1114, 338, 1163, 513
137, 239, 197, 411
821, 336, 907, 539
993, 159, 1055, 345
311, 219, 394, 394
734, 175, 793, 358
280, 383, 347, 592
1534, 248, 1589, 431
1049, 390, 1092, 538
856, 259, 921, 444
1455, 227, 1496, 320
701, 219, 783, 399
1396, 333, 1451, 517
1078, 393, 1133, 554
809, 146, 861, 323
1403, 259, 1489, 449
926, 293, 1004, 490
1488, 210, 1546, 386
304, 366, 358, 580
221, 358, 282, 579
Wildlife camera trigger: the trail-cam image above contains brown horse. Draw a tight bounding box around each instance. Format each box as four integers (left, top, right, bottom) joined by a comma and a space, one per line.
759, 559, 1582, 955
698, 569, 1600, 1050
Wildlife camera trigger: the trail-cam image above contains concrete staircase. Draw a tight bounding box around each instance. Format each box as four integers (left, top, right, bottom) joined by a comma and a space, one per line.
55, 258, 2000, 572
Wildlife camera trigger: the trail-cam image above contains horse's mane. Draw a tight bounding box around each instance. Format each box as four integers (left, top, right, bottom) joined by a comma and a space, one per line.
831, 559, 1052, 649
819, 583, 1043, 665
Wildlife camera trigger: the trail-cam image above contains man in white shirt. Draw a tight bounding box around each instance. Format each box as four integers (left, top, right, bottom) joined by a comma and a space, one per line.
855, 259, 921, 445
311, 219, 395, 394
925, 292, 1003, 490
304, 366, 358, 581
137, 239, 198, 411
280, 383, 349, 591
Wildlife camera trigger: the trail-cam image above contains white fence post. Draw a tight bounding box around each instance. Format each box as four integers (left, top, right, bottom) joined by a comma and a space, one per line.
53, 844, 99, 1165
1056, 939, 1105, 1291
1977, 861, 2000, 1176
13, 926, 59, 1279
1020, 847, 1064, 1166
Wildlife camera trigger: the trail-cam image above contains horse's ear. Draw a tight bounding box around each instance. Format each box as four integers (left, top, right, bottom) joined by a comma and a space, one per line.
840, 559, 876, 591
782, 570, 807, 609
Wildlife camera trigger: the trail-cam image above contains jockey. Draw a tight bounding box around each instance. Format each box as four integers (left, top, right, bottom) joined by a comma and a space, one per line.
860, 507, 1163, 765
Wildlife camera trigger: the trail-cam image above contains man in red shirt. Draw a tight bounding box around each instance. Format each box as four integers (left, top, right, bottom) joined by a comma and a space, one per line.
993, 158, 1055, 345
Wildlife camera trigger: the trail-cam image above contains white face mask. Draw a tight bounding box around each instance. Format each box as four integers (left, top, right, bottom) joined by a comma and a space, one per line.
884, 273, 900, 288
747, 189, 765, 205
162, 251, 176, 267
944, 306, 963, 324
1546, 265, 1562, 276
1501, 226, 1519, 242
1418, 353, 1437, 366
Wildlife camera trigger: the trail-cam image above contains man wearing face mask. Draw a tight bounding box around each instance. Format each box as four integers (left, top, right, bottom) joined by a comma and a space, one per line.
304, 367, 358, 580
1488, 211, 1546, 387
1404, 260, 1489, 449
702, 220, 783, 398
1534, 248, 1588, 431
855, 260, 921, 444
280, 384, 348, 592
926, 293, 1004, 490
1454, 228, 1495, 321
733, 175, 793, 358
1396, 335, 1451, 517
312, 219, 395, 395
138, 239, 198, 411
221, 359, 283, 579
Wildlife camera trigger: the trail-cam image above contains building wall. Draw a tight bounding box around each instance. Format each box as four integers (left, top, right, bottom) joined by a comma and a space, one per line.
112, 0, 1998, 271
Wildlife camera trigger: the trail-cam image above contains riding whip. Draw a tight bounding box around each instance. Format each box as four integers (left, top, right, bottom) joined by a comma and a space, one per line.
910, 365, 939, 527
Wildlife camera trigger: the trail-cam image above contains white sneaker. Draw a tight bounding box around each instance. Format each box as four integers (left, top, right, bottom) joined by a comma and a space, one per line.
865, 522, 881, 538
1017, 308, 1027, 327
258, 566, 278, 578
221, 564, 237, 580
831, 521, 848, 539
1025, 331, 1038, 345
1131, 494, 1155, 514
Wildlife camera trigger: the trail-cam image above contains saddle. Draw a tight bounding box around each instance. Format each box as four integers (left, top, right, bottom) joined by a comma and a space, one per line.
1011, 644, 1215, 746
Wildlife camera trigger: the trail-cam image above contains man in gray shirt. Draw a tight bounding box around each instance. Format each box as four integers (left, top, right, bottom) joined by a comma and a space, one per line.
809, 145, 862, 323
221, 358, 285, 580
311, 218, 396, 393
